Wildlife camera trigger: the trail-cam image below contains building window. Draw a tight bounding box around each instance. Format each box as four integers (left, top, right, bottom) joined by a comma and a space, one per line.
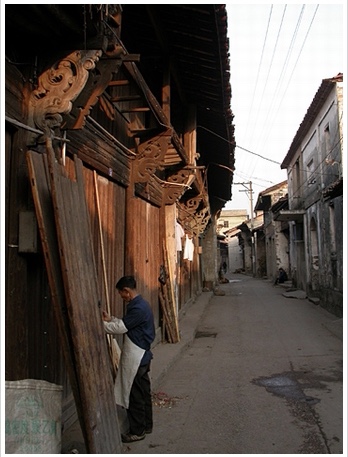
293, 223, 303, 241
307, 159, 316, 185
293, 159, 301, 201
324, 123, 331, 155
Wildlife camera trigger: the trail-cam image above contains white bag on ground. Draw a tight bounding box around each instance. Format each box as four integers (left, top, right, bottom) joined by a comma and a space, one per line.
5, 379, 63, 454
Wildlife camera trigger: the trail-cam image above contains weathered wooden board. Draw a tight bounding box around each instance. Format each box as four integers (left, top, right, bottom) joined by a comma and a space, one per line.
81, 166, 126, 322
26, 150, 84, 435
28, 143, 121, 454
67, 122, 130, 187
125, 193, 160, 326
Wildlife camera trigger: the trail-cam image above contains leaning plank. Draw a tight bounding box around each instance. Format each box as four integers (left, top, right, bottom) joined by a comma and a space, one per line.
163, 241, 180, 343
26, 150, 86, 442
158, 286, 174, 343
44, 140, 121, 453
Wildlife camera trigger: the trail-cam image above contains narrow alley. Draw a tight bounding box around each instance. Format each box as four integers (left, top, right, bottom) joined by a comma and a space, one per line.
124, 274, 343, 454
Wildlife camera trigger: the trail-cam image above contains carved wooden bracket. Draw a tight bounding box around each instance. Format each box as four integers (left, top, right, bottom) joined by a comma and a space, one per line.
133, 134, 171, 183
178, 194, 211, 236
29, 50, 102, 139
162, 169, 193, 205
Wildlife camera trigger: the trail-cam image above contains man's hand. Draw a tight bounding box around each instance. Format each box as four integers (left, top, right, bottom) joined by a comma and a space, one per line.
102, 310, 112, 322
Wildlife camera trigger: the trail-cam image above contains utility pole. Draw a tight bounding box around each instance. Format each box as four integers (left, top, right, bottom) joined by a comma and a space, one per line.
234, 181, 254, 225
234, 181, 255, 276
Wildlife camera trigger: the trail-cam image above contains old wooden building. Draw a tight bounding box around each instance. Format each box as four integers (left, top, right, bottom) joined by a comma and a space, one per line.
5, 4, 235, 453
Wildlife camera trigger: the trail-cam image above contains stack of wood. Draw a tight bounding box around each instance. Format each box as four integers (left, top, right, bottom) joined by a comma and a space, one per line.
158, 243, 180, 343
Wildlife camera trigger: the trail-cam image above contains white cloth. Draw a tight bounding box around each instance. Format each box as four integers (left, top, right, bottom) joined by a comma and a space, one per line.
104, 319, 145, 409
114, 335, 145, 409
183, 234, 194, 261
175, 221, 185, 251
104, 318, 128, 335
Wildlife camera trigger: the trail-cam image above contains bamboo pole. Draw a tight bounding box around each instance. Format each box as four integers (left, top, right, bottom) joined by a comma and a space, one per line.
93, 171, 121, 374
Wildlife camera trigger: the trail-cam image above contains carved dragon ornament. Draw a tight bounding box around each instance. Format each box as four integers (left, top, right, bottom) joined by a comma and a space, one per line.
28, 50, 102, 140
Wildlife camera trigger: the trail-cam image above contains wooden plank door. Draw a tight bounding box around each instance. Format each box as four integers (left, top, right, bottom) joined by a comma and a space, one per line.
27, 143, 121, 454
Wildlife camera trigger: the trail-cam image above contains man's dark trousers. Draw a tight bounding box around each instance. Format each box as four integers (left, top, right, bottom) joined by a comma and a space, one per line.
128, 362, 153, 435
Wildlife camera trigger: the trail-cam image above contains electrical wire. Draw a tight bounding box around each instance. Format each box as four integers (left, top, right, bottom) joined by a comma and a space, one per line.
250, 5, 287, 145
258, 5, 320, 155
247, 5, 306, 178
197, 113, 342, 198
197, 124, 281, 165
285, 134, 343, 200
243, 5, 274, 143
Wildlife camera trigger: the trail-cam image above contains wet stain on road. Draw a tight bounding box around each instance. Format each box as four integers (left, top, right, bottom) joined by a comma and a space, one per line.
253, 368, 342, 405
252, 372, 320, 405
253, 368, 343, 453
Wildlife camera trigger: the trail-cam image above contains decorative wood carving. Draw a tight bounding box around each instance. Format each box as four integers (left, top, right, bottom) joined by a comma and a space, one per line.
133, 134, 171, 183
133, 134, 195, 207
178, 194, 211, 236
163, 169, 193, 205
29, 50, 102, 139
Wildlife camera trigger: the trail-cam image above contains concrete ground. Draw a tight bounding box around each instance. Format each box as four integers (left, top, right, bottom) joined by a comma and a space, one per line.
61, 274, 344, 454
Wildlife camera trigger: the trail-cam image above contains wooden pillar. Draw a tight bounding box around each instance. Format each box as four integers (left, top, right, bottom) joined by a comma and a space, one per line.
201, 218, 218, 290
184, 104, 197, 165
125, 177, 136, 276
162, 63, 170, 122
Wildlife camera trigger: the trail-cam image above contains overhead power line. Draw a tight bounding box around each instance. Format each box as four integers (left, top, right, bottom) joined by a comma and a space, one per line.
244, 4, 274, 140
197, 125, 282, 165
257, 5, 319, 154
236, 144, 281, 165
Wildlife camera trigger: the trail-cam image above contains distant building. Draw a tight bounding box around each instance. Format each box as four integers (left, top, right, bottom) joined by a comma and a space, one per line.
224, 227, 244, 273
235, 213, 264, 276
217, 209, 248, 234
217, 209, 248, 273
254, 181, 288, 281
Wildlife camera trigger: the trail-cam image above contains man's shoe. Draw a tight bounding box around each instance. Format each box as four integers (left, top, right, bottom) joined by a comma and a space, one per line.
145, 428, 152, 434
121, 432, 146, 443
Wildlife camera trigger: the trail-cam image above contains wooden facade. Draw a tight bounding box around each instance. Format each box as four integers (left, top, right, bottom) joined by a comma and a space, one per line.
5, 5, 235, 452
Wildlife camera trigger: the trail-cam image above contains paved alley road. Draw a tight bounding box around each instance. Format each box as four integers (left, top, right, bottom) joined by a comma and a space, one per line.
125, 274, 343, 454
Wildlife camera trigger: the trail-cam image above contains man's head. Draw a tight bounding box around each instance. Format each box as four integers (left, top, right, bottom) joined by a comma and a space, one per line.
116, 276, 137, 302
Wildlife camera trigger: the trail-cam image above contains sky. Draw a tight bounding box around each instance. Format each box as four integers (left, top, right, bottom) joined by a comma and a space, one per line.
225, 2, 345, 213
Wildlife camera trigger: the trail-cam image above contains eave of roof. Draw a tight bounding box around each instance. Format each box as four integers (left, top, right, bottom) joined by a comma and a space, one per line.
6, 4, 235, 215
281, 73, 343, 169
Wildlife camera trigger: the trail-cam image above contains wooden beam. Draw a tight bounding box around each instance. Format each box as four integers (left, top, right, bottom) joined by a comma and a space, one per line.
122, 53, 141, 62
123, 61, 189, 163
146, 6, 187, 105
121, 107, 150, 113
110, 95, 142, 102
108, 79, 130, 86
